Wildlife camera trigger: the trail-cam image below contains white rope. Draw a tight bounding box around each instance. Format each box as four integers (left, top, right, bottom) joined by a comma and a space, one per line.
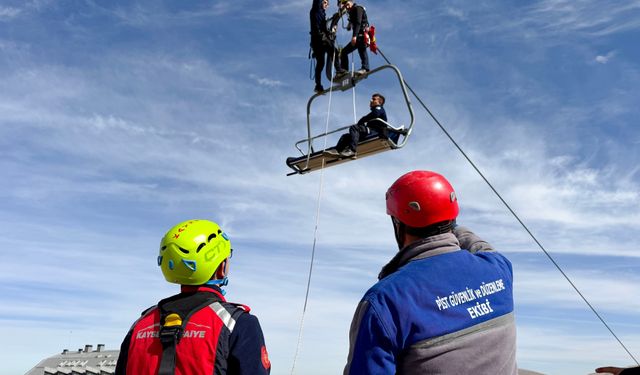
290, 48, 339, 375
350, 55, 358, 123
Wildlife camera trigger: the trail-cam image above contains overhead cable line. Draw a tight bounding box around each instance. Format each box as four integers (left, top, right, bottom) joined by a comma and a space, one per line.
376, 47, 639, 366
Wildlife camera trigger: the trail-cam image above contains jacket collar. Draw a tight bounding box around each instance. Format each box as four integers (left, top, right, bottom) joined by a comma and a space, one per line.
180, 285, 226, 301
378, 232, 461, 280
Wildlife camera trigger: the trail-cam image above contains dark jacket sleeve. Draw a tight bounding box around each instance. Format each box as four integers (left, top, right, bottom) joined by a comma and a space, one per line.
453, 225, 495, 253
228, 313, 271, 374
357, 106, 385, 126
329, 10, 343, 32
351, 6, 365, 36
114, 330, 133, 375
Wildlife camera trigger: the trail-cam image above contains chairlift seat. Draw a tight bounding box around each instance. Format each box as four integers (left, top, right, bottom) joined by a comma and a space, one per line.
286, 125, 405, 175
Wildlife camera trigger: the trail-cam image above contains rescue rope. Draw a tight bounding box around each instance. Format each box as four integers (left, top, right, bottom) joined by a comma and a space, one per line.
350, 56, 358, 124
290, 49, 340, 375
376, 47, 639, 366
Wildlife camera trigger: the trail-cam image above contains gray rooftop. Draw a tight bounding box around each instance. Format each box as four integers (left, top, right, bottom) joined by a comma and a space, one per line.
25, 344, 118, 375
26, 343, 547, 375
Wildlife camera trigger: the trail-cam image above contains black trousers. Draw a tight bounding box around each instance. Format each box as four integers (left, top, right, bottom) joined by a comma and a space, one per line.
336, 121, 388, 152
334, 124, 363, 152
311, 37, 337, 86
340, 34, 369, 71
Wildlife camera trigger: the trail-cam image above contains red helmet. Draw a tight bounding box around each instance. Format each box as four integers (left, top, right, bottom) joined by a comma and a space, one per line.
386, 170, 459, 228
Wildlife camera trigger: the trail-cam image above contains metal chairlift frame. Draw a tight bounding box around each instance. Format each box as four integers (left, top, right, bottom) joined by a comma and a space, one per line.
286, 64, 415, 175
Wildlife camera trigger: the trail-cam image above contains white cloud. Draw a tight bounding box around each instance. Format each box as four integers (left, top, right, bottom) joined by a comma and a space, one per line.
250, 74, 286, 87
444, 7, 466, 21
595, 51, 616, 64
0, 6, 21, 20
517, 325, 640, 375
515, 267, 640, 315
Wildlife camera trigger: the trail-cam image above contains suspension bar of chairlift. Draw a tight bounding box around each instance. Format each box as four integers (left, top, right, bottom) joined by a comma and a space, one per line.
300, 64, 415, 167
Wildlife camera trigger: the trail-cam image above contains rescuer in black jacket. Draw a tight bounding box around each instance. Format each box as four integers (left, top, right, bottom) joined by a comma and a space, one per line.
310, 0, 335, 93
337, 0, 369, 75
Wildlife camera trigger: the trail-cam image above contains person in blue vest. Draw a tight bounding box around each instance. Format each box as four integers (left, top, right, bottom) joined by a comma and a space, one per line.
115, 219, 271, 375
344, 171, 518, 374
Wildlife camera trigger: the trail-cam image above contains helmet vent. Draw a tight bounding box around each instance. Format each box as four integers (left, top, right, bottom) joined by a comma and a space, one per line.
408, 201, 421, 211
178, 246, 189, 254
182, 260, 197, 272
450, 192, 457, 202
196, 243, 205, 253
208, 233, 217, 241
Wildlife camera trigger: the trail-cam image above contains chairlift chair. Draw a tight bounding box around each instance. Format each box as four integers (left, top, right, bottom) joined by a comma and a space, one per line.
286, 64, 415, 176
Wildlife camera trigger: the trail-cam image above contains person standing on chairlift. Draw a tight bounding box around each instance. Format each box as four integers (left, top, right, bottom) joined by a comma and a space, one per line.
336, 0, 370, 76
310, 0, 335, 93
325, 92, 386, 158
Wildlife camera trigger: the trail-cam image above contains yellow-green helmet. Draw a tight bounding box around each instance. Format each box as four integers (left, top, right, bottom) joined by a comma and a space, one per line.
158, 219, 231, 285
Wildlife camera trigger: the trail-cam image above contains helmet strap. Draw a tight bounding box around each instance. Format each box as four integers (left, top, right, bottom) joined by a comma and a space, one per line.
205, 277, 229, 296
391, 217, 406, 250
405, 220, 455, 238
392, 218, 456, 250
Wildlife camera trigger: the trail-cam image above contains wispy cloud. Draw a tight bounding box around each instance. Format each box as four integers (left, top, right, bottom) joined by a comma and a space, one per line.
475, 0, 640, 39
249, 74, 286, 87
595, 51, 616, 64
517, 325, 640, 374
0, 6, 21, 20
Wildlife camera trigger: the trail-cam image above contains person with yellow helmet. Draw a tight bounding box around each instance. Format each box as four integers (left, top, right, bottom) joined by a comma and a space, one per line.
344, 171, 517, 374
115, 219, 271, 375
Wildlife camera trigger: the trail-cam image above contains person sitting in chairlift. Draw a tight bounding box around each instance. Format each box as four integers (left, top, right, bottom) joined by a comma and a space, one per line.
325, 92, 387, 158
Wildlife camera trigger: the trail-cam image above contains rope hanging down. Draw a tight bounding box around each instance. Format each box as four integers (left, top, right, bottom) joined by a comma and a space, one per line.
376, 47, 639, 366
291, 48, 347, 374
350, 56, 358, 124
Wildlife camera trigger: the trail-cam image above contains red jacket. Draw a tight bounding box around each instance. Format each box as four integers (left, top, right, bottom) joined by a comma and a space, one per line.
116, 285, 270, 375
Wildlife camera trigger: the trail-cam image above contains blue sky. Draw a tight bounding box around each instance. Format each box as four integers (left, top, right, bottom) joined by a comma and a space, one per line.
1, 1, 639, 374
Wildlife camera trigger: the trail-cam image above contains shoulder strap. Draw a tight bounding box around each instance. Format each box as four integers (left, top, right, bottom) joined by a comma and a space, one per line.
207, 301, 250, 334
157, 299, 215, 375
126, 305, 157, 332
